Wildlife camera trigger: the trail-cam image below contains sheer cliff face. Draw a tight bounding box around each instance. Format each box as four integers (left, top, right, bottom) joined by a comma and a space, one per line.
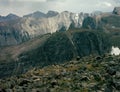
0, 11, 85, 46
0, 19, 30, 46
19, 11, 86, 37
0, 11, 86, 46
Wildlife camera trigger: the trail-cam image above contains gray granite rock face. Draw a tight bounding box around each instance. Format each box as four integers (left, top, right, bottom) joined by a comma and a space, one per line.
0, 11, 87, 46
19, 11, 86, 37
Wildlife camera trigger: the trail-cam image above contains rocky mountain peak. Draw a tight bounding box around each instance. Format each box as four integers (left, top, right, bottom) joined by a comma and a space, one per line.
61, 11, 71, 15
0, 8, 120, 47
23, 11, 46, 18
113, 7, 120, 15
46, 10, 59, 17
0, 10, 88, 46
6, 13, 19, 19
0, 13, 20, 22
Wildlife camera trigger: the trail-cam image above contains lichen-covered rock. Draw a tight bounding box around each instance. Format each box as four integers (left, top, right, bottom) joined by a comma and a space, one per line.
0, 55, 120, 92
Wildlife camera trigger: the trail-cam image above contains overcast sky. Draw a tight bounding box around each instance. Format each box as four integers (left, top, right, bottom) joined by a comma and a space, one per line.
0, 0, 120, 16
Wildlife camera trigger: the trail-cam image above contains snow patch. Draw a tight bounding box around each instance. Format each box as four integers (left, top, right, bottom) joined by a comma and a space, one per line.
111, 46, 120, 56
75, 13, 79, 22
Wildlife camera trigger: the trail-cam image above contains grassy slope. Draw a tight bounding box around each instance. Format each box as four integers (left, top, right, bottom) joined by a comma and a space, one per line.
19, 30, 111, 66
0, 29, 112, 78
0, 33, 51, 62
101, 15, 120, 27
98, 14, 120, 47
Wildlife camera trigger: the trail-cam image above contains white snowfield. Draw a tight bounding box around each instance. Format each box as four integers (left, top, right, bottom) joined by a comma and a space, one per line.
111, 46, 120, 56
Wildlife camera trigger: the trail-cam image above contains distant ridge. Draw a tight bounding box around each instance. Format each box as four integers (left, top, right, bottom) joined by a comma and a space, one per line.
0, 13, 20, 22
0, 7, 120, 46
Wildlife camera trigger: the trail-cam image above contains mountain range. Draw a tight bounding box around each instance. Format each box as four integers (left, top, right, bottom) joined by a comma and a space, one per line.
0, 10, 86, 46
0, 7, 120, 79
0, 7, 120, 46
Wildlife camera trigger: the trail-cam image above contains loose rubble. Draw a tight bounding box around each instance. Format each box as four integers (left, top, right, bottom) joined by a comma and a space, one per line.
0, 54, 120, 92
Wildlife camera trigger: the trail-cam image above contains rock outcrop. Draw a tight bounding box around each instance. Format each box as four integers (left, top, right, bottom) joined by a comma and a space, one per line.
0, 54, 120, 92
113, 7, 120, 15
0, 19, 30, 46
19, 11, 86, 37
0, 11, 87, 46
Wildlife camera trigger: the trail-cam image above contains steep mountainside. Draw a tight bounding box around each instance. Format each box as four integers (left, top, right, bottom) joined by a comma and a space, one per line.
0, 18, 30, 46
0, 8, 120, 79
99, 14, 120, 47
0, 11, 87, 46
82, 7, 120, 31
19, 30, 111, 66
0, 33, 51, 78
81, 13, 120, 47
0, 7, 120, 92
0, 29, 111, 78
19, 11, 86, 37
0, 8, 120, 46
82, 16, 96, 29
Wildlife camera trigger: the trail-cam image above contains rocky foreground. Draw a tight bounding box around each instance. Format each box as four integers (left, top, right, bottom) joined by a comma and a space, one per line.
0, 54, 120, 92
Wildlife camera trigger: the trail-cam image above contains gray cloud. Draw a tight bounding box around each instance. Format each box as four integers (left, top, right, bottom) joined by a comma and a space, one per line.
0, 0, 119, 16
46, 0, 65, 2
46, 0, 57, 2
